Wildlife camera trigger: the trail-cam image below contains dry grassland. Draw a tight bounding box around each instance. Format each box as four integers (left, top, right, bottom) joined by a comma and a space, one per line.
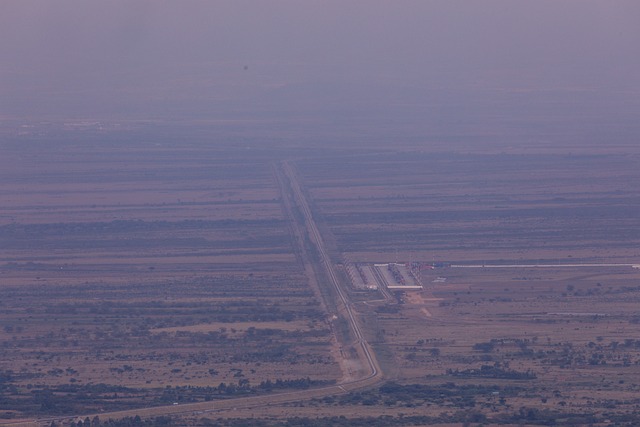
0, 138, 341, 420
3, 131, 640, 425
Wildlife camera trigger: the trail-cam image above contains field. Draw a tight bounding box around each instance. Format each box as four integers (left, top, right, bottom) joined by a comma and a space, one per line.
2, 123, 640, 425
0, 133, 341, 421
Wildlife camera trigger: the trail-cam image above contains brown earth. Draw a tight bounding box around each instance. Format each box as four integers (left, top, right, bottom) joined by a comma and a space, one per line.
2, 126, 640, 425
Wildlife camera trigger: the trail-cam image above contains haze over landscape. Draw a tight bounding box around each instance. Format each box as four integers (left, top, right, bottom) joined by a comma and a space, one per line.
2, 2, 640, 426
2, 1, 640, 140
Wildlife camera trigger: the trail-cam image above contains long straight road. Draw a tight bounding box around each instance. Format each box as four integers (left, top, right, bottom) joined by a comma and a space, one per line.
279, 161, 382, 384
451, 263, 639, 268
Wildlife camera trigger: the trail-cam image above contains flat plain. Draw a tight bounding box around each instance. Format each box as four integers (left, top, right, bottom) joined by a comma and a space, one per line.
2, 122, 640, 426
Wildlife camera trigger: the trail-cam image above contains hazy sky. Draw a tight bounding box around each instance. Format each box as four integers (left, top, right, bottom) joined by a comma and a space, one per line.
1, 1, 639, 120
